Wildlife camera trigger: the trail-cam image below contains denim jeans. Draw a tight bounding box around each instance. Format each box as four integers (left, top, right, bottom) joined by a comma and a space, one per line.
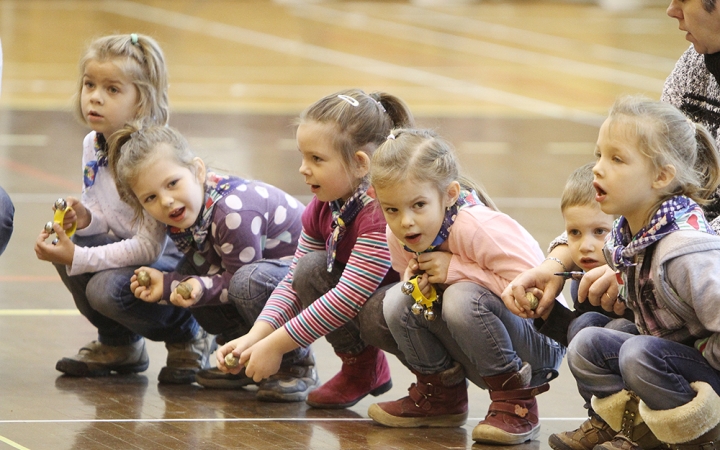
192, 257, 309, 364
568, 327, 720, 410
0, 186, 13, 256
384, 281, 566, 390
567, 312, 638, 344
56, 234, 199, 346
292, 250, 400, 358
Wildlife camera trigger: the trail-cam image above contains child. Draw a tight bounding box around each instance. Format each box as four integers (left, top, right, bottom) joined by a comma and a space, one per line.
108, 123, 310, 400
533, 163, 637, 450
566, 96, 720, 449
534, 163, 636, 348
215, 89, 415, 407
366, 129, 565, 446
34, 34, 212, 384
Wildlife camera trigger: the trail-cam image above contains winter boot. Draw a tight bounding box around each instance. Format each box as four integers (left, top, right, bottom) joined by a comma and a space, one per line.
640, 381, 720, 450
548, 414, 615, 450
591, 389, 665, 450
472, 362, 549, 445
306, 345, 392, 409
367, 361, 468, 428
256, 350, 320, 402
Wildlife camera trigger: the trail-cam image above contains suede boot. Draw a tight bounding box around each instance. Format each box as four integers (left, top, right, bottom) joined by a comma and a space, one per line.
306, 345, 392, 409
367, 362, 468, 428
591, 389, 665, 450
640, 381, 720, 450
472, 362, 549, 445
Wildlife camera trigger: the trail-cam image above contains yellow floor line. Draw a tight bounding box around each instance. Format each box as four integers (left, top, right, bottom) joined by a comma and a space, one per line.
0, 435, 30, 450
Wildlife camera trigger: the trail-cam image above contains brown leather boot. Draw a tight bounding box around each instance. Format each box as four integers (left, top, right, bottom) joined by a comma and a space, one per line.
472, 362, 549, 445
548, 414, 616, 450
591, 390, 665, 450
367, 362, 468, 428
306, 346, 392, 409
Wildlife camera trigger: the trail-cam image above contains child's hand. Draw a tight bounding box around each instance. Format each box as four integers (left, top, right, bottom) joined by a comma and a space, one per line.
403, 257, 421, 281
578, 265, 623, 314
502, 258, 567, 318
415, 272, 435, 299
416, 252, 451, 284
130, 267, 163, 302
61, 197, 90, 231
34, 222, 75, 265
169, 279, 202, 308
502, 282, 545, 319
216, 338, 248, 375
240, 338, 283, 383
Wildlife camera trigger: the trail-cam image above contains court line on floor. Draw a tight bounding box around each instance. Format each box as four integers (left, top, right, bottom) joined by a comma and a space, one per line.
102, 0, 606, 127
289, 4, 666, 91
0, 310, 79, 316
0, 435, 30, 450
0, 417, 584, 423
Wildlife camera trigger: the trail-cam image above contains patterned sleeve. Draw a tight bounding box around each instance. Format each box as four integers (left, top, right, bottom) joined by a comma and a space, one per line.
282, 231, 392, 347
547, 231, 568, 254
257, 230, 324, 328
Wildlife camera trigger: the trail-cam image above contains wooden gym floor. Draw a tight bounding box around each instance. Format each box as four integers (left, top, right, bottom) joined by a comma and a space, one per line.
0, 1, 689, 449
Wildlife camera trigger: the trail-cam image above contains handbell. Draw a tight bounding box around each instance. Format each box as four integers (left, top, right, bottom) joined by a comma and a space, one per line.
424, 309, 436, 321
55, 198, 67, 211
401, 281, 414, 296
411, 302, 424, 315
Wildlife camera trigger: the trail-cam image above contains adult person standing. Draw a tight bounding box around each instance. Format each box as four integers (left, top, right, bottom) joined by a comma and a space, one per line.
503, 1, 720, 448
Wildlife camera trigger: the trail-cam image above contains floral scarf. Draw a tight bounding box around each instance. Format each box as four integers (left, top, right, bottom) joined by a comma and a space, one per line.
83, 133, 107, 188
325, 180, 375, 272
169, 172, 234, 254
606, 195, 714, 270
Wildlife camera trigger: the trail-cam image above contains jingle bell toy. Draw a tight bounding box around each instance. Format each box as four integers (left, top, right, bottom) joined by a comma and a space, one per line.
401, 276, 439, 321
45, 198, 77, 245
176, 282, 193, 300
136, 270, 151, 287
225, 353, 240, 368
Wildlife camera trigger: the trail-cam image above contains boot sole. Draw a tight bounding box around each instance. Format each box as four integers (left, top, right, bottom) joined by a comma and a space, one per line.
56, 358, 149, 377
158, 367, 199, 385
367, 403, 468, 428
306, 379, 393, 409
195, 374, 256, 390
547, 433, 588, 450
472, 423, 541, 445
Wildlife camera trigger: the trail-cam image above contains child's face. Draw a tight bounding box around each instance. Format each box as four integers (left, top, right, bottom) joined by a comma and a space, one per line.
375, 178, 457, 253
131, 144, 206, 230
296, 121, 363, 202
592, 117, 665, 234
80, 59, 139, 137
563, 203, 614, 272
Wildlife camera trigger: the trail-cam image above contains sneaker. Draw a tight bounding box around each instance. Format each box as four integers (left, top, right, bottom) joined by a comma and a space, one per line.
158, 329, 216, 384
195, 367, 255, 389
548, 415, 615, 450
256, 351, 319, 402
56, 339, 148, 377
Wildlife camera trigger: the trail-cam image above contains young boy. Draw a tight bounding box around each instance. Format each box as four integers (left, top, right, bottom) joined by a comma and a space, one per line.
543, 163, 637, 450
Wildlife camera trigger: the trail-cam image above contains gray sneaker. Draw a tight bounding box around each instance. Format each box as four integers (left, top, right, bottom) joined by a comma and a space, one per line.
195, 367, 256, 389
56, 339, 149, 376
256, 351, 319, 402
158, 329, 216, 384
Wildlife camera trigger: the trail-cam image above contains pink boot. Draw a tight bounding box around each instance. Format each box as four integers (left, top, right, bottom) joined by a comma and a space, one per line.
306, 346, 392, 409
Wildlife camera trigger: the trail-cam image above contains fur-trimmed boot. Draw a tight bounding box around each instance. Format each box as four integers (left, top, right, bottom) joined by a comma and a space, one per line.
591, 389, 665, 449
472, 362, 549, 445
306, 345, 392, 409
548, 413, 616, 450
640, 381, 720, 450
367, 362, 468, 428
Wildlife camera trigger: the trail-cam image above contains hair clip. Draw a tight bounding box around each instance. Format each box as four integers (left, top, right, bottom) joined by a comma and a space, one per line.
337, 94, 359, 107
387, 133, 395, 140
130, 33, 139, 45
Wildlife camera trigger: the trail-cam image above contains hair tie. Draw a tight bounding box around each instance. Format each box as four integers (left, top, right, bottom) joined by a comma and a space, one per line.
387, 133, 395, 140
130, 33, 139, 45
337, 95, 359, 107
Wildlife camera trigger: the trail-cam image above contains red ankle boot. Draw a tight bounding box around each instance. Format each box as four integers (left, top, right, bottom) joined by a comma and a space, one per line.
472, 362, 549, 445
306, 345, 392, 409
367, 362, 468, 428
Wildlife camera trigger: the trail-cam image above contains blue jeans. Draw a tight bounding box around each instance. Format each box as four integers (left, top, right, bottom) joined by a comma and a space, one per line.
384, 281, 566, 390
567, 312, 638, 344
568, 327, 720, 410
291, 250, 399, 357
56, 234, 199, 346
0, 186, 13, 256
